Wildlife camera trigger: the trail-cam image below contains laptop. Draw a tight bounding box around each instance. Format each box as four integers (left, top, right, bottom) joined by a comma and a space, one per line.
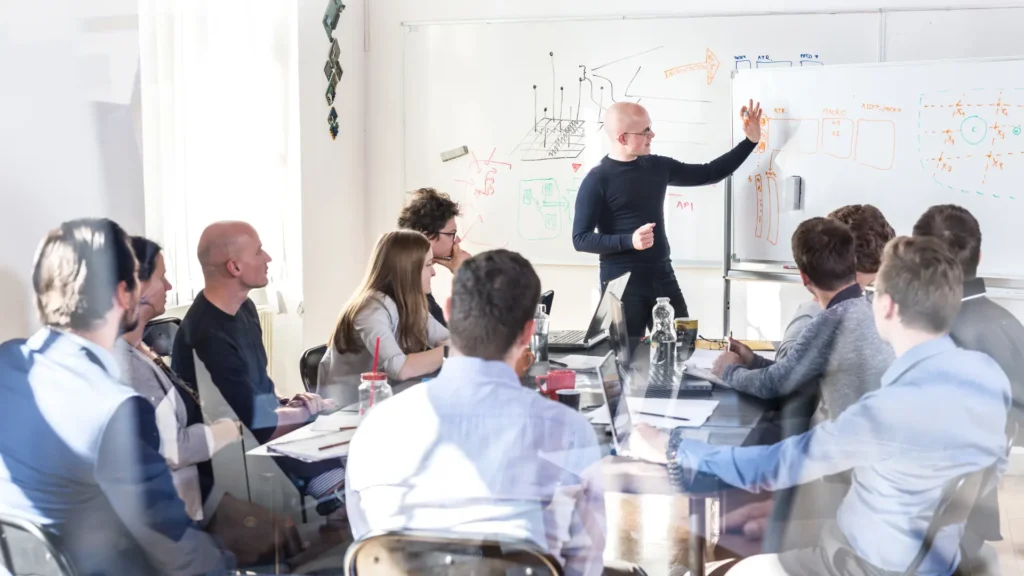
548, 272, 631, 350
540, 290, 554, 316
606, 293, 632, 367
595, 351, 666, 464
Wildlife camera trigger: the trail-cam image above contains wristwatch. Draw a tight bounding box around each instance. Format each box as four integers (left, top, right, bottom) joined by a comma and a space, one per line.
665, 428, 690, 489
443, 345, 450, 358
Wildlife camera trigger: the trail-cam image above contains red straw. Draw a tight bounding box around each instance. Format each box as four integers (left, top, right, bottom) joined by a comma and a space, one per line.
372, 337, 380, 374
370, 337, 381, 406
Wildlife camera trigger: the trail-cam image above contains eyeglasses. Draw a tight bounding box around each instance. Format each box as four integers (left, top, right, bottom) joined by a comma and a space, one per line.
437, 230, 458, 239
623, 127, 654, 138
697, 336, 729, 350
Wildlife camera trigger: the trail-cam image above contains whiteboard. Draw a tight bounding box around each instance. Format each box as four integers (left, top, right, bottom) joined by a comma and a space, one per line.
885, 8, 1024, 63
730, 57, 1024, 279
403, 14, 879, 266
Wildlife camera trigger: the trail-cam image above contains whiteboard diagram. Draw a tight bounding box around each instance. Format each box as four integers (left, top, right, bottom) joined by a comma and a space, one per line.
918, 88, 1024, 199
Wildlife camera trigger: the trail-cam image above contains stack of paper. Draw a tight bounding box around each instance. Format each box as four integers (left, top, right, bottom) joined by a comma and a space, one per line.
552, 355, 605, 371
267, 429, 355, 462
682, 349, 776, 386
311, 411, 362, 432
589, 397, 719, 429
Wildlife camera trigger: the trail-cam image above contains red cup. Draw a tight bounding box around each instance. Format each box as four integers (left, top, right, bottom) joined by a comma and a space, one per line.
537, 369, 576, 400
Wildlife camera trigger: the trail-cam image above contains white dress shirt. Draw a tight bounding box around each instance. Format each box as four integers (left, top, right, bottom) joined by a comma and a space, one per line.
346, 356, 605, 576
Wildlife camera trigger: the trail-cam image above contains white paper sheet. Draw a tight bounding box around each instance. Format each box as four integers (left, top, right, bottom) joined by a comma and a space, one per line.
589, 398, 719, 428
311, 411, 363, 432
266, 429, 356, 462
552, 354, 606, 371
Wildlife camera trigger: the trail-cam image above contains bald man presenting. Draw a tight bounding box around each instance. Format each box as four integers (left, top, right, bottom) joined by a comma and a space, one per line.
573, 101, 763, 338
172, 221, 347, 518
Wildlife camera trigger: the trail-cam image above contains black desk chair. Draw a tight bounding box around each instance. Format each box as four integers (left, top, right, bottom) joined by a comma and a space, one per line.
0, 512, 78, 576
142, 317, 181, 358
343, 530, 564, 576
300, 345, 328, 394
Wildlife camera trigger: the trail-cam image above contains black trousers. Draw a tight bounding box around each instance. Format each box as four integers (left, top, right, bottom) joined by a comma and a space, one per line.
601, 263, 688, 339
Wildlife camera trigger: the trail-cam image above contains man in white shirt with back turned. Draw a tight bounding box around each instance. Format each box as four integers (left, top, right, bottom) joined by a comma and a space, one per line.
346, 250, 641, 576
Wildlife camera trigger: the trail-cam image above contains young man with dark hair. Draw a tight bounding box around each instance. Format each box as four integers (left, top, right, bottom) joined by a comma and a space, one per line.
397, 187, 470, 326
0, 219, 232, 575
346, 250, 616, 575
913, 203, 1024, 565
714, 217, 894, 421
777, 204, 895, 360
633, 236, 1011, 576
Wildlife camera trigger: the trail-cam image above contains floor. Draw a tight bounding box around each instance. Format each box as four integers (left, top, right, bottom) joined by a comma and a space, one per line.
603, 476, 1024, 576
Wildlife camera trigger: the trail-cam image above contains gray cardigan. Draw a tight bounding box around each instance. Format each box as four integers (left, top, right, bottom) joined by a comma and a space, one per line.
317, 293, 449, 407
115, 339, 214, 521
724, 293, 895, 420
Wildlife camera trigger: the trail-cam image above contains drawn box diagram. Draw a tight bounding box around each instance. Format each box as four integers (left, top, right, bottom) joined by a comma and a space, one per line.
518, 178, 570, 240
821, 118, 854, 158
766, 118, 819, 154
855, 119, 896, 170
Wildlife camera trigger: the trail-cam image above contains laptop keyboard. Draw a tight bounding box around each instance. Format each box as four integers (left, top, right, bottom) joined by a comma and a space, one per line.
549, 330, 587, 344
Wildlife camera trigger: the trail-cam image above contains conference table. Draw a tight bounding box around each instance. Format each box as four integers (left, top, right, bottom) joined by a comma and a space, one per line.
253, 340, 773, 576
535, 341, 773, 576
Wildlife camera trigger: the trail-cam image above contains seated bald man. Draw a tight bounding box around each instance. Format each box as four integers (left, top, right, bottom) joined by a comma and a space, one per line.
572, 100, 763, 337
172, 221, 346, 517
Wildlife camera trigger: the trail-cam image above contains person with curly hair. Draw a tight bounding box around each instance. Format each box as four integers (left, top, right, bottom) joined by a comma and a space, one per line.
397, 188, 470, 327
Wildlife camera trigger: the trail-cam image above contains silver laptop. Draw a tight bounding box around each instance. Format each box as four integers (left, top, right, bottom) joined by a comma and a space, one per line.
595, 351, 667, 464
548, 272, 631, 350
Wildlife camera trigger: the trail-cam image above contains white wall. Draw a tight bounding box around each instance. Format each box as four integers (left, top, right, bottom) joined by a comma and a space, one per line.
299, 0, 368, 356
360, 0, 1024, 341
0, 0, 144, 343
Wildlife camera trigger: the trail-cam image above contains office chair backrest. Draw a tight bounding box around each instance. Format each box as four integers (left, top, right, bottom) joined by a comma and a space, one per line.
0, 512, 78, 576
142, 317, 181, 358
899, 463, 996, 576
344, 531, 564, 576
300, 345, 328, 394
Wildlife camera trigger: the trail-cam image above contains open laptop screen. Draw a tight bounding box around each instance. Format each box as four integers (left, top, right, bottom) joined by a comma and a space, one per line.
606, 293, 631, 367
598, 351, 632, 452
583, 272, 631, 342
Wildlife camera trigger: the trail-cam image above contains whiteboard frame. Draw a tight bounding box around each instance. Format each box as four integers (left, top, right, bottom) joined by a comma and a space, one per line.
400, 5, 1024, 27
723, 54, 1024, 333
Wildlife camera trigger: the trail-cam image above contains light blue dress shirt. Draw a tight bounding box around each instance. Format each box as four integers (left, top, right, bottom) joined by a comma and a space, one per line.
346, 356, 605, 576
677, 335, 1010, 576
0, 328, 230, 575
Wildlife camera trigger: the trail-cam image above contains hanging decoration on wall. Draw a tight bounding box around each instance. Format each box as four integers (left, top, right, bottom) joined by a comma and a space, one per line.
323, 0, 345, 41
328, 107, 339, 140
323, 0, 345, 141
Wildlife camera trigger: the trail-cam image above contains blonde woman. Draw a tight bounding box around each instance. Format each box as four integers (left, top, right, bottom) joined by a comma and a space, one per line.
318, 230, 450, 406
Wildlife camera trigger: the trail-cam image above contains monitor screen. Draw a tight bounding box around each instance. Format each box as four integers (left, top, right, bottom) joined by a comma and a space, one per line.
598, 351, 631, 451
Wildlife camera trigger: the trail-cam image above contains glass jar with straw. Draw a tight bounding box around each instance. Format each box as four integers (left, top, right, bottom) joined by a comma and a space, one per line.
358, 337, 393, 415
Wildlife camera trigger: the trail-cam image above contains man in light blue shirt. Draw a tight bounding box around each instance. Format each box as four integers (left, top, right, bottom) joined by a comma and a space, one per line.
346, 250, 608, 576
632, 236, 1010, 576
0, 219, 232, 575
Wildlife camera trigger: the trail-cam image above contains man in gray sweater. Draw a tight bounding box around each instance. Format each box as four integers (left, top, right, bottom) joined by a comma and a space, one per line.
714, 217, 895, 421
776, 204, 895, 361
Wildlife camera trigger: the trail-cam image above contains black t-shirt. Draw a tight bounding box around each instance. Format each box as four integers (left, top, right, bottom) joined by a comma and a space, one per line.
172, 291, 282, 445
426, 292, 446, 328
571, 139, 756, 268
173, 291, 341, 492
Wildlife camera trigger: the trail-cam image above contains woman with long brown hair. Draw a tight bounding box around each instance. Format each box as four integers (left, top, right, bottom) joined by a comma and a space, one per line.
317, 230, 449, 406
